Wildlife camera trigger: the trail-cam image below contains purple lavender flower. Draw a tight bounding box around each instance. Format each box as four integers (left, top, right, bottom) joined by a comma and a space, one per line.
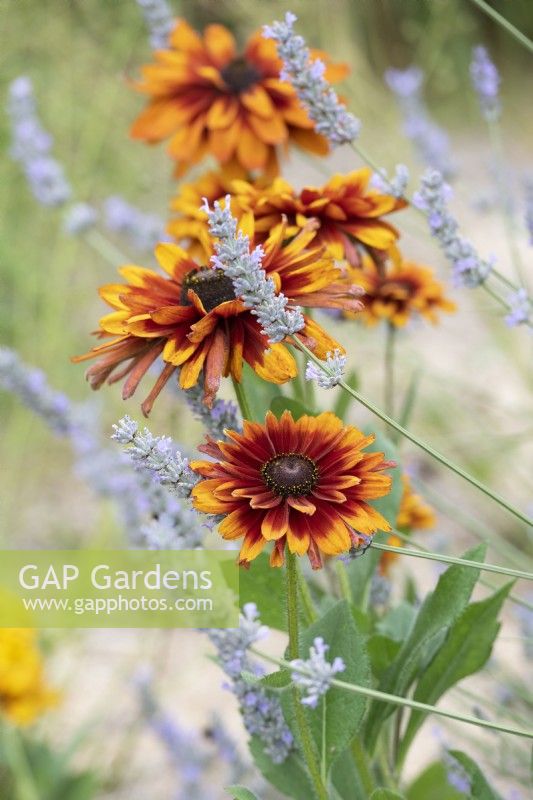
7, 76, 72, 207
136, 0, 175, 50
290, 637, 346, 708
208, 604, 293, 763
470, 46, 501, 121
104, 195, 170, 253
504, 289, 531, 328
63, 202, 98, 236
414, 169, 493, 287
263, 12, 360, 146
385, 67, 454, 177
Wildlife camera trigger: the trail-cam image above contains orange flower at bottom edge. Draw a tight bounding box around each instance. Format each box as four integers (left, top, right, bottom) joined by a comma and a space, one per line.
191, 410, 395, 569
379, 473, 436, 575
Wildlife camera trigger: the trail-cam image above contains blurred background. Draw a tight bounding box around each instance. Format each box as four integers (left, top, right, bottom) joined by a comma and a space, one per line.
1, 1, 532, 797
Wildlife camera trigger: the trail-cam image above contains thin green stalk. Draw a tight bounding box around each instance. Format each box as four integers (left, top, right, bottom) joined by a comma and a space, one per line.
1, 724, 39, 800
384, 322, 396, 420
286, 552, 329, 800
487, 117, 528, 290
335, 559, 352, 603
250, 648, 533, 742
370, 540, 533, 582
351, 738, 376, 795
292, 338, 533, 529
231, 376, 253, 421
467, 0, 533, 54
321, 699, 327, 785
390, 528, 533, 614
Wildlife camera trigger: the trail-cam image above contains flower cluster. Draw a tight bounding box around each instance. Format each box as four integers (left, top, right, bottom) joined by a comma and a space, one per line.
305, 349, 346, 389
263, 12, 360, 145
111, 415, 198, 497
203, 197, 305, 342
104, 195, 169, 253
208, 603, 294, 763
290, 636, 345, 708
136, 0, 175, 51
63, 201, 98, 236
370, 164, 410, 199
0, 629, 57, 725
7, 76, 71, 206
470, 46, 501, 121
385, 67, 453, 177
414, 170, 494, 287
183, 383, 241, 440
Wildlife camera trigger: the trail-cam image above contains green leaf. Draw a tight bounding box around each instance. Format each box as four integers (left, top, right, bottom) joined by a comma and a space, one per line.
239, 553, 286, 631
249, 737, 313, 800
365, 544, 486, 751
448, 751, 504, 800
367, 634, 401, 679
333, 369, 359, 420
225, 786, 260, 800
370, 790, 406, 799
270, 395, 313, 420
300, 600, 371, 772
407, 762, 465, 800
241, 362, 283, 422
375, 602, 416, 643
331, 749, 368, 800
400, 583, 512, 758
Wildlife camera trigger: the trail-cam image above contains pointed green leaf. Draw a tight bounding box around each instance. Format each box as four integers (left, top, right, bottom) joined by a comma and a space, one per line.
249, 737, 313, 800
365, 544, 486, 750
241, 362, 283, 422
300, 600, 371, 772
448, 751, 503, 800
367, 634, 401, 679
399, 583, 512, 758
407, 761, 465, 800
370, 790, 406, 799
225, 786, 260, 800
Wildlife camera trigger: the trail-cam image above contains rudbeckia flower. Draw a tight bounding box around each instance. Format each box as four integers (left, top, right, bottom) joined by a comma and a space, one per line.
0, 629, 57, 725
379, 474, 436, 575
346, 247, 456, 327
168, 168, 405, 263
130, 19, 349, 175
73, 221, 362, 414
191, 410, 395, 569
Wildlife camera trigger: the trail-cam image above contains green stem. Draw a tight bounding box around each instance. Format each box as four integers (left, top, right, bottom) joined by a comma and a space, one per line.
321, 699, 327, 785
231, 376, 253, 421
286, 552, 329, 800
84, 228, 130, 266
370, 539, 533, 582
335, 559, 352, 603
1, 724, 39, 800
351, 738, 376, 795
251, 648, 533, 742
292, 338, 533, 529
384, 322, 396, 421
467, 0, 533, 54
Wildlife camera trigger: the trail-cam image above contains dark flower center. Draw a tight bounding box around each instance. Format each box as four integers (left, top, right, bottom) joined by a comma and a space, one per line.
220, 57, 261, 93
380, 278, 417, 301
181, 268, 236, 312
261, 453, 319, 497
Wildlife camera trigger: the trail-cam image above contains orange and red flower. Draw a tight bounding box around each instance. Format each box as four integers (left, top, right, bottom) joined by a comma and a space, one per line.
379, 474, 436, 575
131, 19, 349, 176
346, 247, 456, 327
191, 410, 395, 569
168, 168, 405, 262
73, 220, 362, 414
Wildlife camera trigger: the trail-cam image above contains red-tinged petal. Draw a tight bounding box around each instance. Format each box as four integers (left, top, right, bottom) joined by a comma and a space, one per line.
261, 502, 289, 541
287, 496, 316, 515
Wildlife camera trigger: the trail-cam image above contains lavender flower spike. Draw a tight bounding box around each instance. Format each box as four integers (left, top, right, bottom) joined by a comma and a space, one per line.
136, 0, 175, 51
112, 415, 198, 497
470, 46, 501, 121
208, 604, 293, 763
504, 289, 531, 328
414, 169, 493, 288
263, 12, 360, 146
290, 636, 345, 708
305, 349, 346, 389
203, 196, 305, 343
370, 164, 410, 199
